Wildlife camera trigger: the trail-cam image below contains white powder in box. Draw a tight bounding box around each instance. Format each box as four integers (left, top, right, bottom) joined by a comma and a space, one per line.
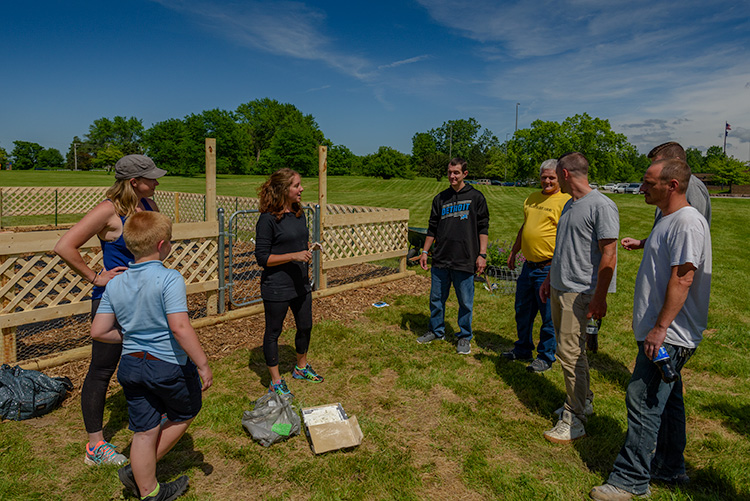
303, 404, 346, 426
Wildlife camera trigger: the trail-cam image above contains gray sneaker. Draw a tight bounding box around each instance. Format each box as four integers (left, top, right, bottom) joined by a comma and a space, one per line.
589, 483, 651, 500
417, 332, 443, 344
456, 338, 471, 355
526, 358, 552, 373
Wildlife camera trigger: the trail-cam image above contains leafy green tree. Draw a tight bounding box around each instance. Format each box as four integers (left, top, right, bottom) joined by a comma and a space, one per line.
327, 144, 360, 176
37, 148, 64, 170
236, 98, 324, 167
261, 121, 319, 176
92, 145, 124, 171
11, 141, 44, 170
706, 145, 724, 160
142, 119, 195, 176
363, 146, 412, 179
66, 137, 94, 170
708, 155, 750, 188
685, 147, 706, 172
86, 116, 144, 155
0, 145, 8, 168
185, 109, 251, 174
505, 114, 638, 182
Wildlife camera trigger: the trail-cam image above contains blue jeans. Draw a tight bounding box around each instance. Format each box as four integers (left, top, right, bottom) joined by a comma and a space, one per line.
512, 263, 556, 363
607, 342, 695, 495
429, 267, 474, 340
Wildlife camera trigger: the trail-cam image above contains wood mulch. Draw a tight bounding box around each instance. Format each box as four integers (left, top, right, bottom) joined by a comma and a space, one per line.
43, 268, 430, 404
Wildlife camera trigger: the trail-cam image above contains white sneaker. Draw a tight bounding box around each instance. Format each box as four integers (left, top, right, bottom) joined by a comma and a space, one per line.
554, 398, 594, 418
544, 409, 586, 443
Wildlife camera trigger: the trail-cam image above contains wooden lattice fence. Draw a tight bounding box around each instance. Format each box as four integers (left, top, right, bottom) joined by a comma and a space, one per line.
0, 187, 409, 367
0, 222, 219, 365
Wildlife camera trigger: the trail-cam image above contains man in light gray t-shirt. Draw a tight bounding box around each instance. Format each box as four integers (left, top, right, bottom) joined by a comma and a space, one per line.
592, 158, 712, 501
550, 190, 619, 295
541, 152, 619, 444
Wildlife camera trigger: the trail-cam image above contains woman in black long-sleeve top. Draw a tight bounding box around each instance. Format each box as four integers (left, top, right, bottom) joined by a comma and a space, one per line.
255, 168, 323, 397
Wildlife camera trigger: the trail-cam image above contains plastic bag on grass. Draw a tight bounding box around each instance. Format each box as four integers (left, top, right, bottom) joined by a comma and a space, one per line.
242, 391, 300, 447
0, 364, 74, 421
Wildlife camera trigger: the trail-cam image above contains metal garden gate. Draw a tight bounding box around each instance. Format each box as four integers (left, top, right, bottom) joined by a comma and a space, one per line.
218, 206, 320, 312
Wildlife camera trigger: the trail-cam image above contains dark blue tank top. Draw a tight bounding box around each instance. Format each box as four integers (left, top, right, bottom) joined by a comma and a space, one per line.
92, 198, 153, 299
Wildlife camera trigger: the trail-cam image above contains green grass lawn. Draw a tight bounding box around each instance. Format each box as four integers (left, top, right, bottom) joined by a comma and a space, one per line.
1, 172, 749, 500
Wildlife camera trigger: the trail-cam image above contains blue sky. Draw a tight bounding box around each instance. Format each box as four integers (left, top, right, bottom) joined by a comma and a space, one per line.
2, 0, 749, 161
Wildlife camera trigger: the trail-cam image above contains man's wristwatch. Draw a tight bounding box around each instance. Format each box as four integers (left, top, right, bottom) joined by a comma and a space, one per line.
478, 253, 486, 259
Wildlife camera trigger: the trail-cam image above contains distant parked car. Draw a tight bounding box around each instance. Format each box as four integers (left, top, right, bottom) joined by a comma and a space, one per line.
612, 183, 629, 193
589, 183, 599, 189
624, 183, 642, 194
602, 183, 617, 191
490, 180, 502, 186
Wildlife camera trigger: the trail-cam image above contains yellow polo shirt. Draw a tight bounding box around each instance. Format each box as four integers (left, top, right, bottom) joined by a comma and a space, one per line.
520, 190, 571, 263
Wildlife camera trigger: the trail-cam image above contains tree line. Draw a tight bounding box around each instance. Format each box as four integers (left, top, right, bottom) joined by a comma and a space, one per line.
2, 99, 748, 186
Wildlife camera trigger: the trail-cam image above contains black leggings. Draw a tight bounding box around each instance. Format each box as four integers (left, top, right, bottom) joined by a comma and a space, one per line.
81, 299, 122, 434
262, 293, 313, 367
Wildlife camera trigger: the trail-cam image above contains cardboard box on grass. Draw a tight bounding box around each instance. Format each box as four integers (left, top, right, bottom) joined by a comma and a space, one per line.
302, 403, 363, 454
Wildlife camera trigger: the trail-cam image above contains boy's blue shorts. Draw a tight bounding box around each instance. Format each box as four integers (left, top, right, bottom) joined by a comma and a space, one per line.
117, 353, 203, 432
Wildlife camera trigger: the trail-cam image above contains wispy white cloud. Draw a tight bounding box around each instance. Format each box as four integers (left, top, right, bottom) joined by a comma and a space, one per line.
151, 0, 374, 80
304, 85, 331, 93
378, 55, 431, 70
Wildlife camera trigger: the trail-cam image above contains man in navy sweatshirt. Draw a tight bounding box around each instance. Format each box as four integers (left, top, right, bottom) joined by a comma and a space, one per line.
418, 158, 490, 355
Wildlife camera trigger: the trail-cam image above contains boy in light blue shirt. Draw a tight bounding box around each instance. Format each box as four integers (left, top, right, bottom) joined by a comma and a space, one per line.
92, 211, 212, 501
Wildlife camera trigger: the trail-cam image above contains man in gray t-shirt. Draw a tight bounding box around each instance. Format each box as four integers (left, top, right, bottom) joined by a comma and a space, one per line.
622, 141, 711, 252
540, 152, 619, 444
591, 158, 711, 500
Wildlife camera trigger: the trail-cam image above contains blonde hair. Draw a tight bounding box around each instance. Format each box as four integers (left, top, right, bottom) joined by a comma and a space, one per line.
123, 211, 172, 259
258, 168, 303, 220
105, 179, 141, 217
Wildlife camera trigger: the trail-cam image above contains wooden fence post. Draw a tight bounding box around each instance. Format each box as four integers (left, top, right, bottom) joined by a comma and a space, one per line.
205, 139, 218, 315
318, 145, 327, 289
0, 254, 15, 364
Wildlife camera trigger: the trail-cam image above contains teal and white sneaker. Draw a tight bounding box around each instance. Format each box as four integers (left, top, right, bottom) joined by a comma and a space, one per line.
269, 378, 294, 397
292, 364, 324, 383
84, 440, 127, 466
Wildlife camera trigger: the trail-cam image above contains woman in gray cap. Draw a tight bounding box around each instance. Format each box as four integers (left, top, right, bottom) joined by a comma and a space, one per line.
54, 154, 166, 466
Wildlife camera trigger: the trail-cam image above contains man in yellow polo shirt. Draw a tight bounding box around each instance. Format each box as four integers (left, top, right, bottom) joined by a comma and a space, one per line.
503, 159, 571, 372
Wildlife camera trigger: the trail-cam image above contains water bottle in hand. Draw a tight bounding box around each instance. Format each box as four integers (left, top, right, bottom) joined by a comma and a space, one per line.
653, 347, 678, 383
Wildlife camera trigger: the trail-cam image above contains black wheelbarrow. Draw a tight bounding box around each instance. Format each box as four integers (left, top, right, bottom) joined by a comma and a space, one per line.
407, 227, 428, 265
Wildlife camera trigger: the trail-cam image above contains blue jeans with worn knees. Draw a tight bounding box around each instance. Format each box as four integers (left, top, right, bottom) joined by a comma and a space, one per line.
513, 263, 556, 363
607, 342, 694, 495
428, 267, 475, 340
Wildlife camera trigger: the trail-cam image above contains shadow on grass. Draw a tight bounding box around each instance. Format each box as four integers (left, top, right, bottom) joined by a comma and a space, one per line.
588, 351, 633, 392
700, 400, 750, 438
157, 432, 213, 484
399, 311, 464, 346
247, 344, 299, 389
474, 329, 630, 476
103, 389, 129, 441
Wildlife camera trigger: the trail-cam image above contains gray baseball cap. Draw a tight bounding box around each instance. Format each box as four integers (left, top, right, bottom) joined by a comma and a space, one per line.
114, 154, 168, 180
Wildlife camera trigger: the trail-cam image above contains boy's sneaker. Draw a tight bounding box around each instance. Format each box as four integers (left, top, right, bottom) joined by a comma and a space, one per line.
527, 358, 552, 373
554, 398, 594, 418
145, 475, 189, 501
501, 350, 532, 361
84, 440, 127, 466
117, 464, 139, 497
544, 409, 586, 443
292, 364, 324, 383
456, 338, 471, 355
269, 379, 293, 397
417, 332, 443, 344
